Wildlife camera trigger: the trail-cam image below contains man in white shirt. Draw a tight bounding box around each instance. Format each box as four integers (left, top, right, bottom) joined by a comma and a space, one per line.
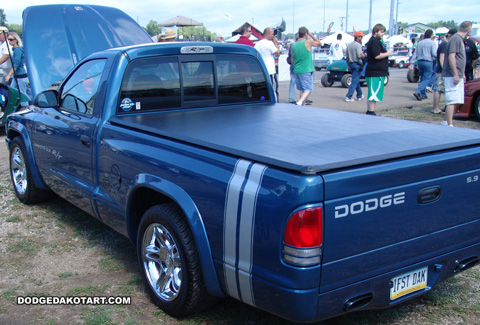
329, 33, 346, 63
0, 26, 13, 84
255, 28, 281, 102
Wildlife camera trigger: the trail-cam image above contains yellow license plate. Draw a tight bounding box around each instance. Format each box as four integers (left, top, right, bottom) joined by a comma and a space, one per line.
390, 266, 428, 300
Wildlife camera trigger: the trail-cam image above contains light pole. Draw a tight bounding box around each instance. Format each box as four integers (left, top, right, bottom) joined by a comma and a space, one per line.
369, 0, 372, 32
345, 0, 349, 33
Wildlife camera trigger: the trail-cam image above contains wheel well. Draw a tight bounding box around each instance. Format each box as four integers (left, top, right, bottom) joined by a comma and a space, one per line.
7, 129, 21, 142
473, 92, 480, 117
127, 187, 175, 244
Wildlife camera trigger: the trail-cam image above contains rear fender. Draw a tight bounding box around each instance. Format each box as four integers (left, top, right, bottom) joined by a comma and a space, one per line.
126, 173, 224, 297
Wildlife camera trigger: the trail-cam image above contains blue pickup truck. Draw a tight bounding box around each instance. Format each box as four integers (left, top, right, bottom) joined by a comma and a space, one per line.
6, 5, 480, 323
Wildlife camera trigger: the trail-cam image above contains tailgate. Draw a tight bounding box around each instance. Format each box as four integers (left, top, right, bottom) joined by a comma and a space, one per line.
321, 146, 480, 292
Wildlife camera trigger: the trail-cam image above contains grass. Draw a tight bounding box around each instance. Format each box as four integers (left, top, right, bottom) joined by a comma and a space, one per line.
1, 107, 480, 324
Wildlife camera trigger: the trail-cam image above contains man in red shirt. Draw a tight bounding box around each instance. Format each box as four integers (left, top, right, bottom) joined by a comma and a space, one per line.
235, 23, 254, 47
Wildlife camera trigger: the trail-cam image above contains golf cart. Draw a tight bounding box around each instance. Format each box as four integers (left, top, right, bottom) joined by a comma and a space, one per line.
321, 59, 389, 88
0, 83, 30, 126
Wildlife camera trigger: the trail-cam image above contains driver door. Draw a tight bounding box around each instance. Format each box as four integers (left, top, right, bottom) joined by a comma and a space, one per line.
32, 59, 106, 215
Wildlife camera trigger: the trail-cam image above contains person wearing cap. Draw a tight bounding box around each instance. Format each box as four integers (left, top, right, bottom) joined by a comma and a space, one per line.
345, 31, 366, 102
164, 29, 176, 42
0, 26, 13, 84
432, 29, 456, 114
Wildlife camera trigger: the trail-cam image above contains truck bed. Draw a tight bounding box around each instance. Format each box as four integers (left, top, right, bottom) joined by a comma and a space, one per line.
110, 104, 480, 174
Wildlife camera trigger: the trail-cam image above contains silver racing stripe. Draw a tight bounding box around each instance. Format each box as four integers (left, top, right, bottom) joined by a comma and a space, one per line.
223, 159, 250, 300
223, 159, 267, 306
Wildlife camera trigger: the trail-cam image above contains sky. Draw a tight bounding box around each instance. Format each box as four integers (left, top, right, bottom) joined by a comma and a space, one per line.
1, 0, 478, 38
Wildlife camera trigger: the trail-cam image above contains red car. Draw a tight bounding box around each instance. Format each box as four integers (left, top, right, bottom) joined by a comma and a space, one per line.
455, 77, 480, 120
454, 36, 480, 120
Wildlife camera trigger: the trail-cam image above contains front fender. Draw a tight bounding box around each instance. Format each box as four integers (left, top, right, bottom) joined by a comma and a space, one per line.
6, 116, 50, 191
127, 173, 224, 297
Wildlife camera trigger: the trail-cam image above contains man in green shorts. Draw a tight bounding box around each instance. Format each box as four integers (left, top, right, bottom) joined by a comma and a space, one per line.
365, 24, 393, 115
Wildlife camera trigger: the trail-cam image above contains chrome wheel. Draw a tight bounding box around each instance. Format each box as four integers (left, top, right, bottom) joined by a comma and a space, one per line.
141, 223, 182, 302
10, 145, 27, 196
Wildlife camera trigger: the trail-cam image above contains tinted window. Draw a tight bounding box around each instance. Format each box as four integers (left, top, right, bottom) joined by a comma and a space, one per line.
182, 61, 215, 101
61, 59, 106, 115
119, 57, 181, 113
118, 54, 270, 113
217, 55, 270, 104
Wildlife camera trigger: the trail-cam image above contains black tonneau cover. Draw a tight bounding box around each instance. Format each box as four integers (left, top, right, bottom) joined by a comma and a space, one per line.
110, 104, 480, 174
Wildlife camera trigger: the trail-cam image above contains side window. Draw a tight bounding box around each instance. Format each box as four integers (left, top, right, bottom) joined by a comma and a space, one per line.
119, 57, 181, 113
217, 55, 270, 104
61, 59, 106, 115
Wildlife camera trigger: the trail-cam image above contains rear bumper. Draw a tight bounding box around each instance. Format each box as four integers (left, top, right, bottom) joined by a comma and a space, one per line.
252, 242, 480, 323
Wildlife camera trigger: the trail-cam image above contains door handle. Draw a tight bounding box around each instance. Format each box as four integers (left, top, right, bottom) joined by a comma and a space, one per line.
417, 185, 442, 204
80, 135, 91, 148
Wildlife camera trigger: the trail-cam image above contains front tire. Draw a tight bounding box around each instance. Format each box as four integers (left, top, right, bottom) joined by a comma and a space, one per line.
341, 74, 352, 88
137, 203, 214, 317
9, 137, 51, 204
474, 96, 480, 122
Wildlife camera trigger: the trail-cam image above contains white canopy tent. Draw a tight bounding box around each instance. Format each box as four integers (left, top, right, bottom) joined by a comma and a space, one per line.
385, 35, 412, 48
435, 27, 449, 35
322, 31, 354, 45
361, 33, 387, 46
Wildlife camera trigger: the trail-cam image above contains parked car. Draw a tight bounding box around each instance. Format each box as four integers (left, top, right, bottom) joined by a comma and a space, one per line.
321, 59, 389, 88
388, 50, 410, 68
312, 47, 330, 71
455, 78, 480, 120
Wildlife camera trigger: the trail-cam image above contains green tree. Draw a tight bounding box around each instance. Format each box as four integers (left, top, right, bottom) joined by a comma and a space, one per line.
7, 23, 22, 36
178, 26, 214, 42
144, 20, 161, 36
1, 8, 7, 26
427, 20, 458, 29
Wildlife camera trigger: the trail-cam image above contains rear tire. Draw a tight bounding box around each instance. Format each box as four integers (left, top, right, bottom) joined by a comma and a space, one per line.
384, 75, 389, 86
137, 203, 215, 317
9, 137, 51, 204
321, 73, 334, 87
398, 61, 405, 69
407, 68, 419, 83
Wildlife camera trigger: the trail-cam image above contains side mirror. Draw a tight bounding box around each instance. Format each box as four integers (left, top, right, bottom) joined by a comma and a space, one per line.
33, 90, 59, 108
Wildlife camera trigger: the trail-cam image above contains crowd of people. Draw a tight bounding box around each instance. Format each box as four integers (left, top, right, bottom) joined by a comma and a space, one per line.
409, 21, 478, 126
1, 21, 478, 123
229, 21, 478, 121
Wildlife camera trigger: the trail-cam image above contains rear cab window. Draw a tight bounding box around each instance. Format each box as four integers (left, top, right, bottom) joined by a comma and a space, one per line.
117, 54, 270, 114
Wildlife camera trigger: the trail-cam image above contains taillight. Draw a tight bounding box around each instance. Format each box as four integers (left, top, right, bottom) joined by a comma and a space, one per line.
284, 207, 322, 247
283, 206, 323, 266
